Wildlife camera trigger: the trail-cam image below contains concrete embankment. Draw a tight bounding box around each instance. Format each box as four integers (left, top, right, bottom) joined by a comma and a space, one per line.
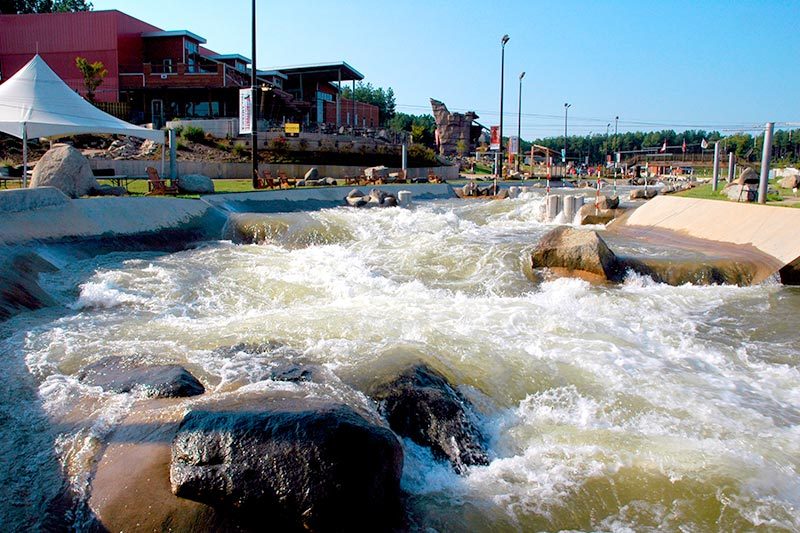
610, 196, 800, 284
203, 183, 454, 213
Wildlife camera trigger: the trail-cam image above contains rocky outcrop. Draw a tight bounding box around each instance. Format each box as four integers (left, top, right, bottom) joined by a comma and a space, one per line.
578, 204, 627, 225
629, 189, 658, 200
724, 183, 758, 202
170, 401, 404, 531
372, 364, 489, 474
345, 188, 398, 208
364, 165, 389, 179
78, 356, 205, 398
30, 144, 100, 198
737, 167, 760, 186
595, 195, 619, 210
531, 226, 765, 286
430, 99, 482, 156
177, 174, 215, 194
778, 174, 800, 189
531, 226, 625, 281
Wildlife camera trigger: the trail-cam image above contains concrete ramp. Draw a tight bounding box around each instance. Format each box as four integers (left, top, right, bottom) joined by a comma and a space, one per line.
611, 196, 800, 284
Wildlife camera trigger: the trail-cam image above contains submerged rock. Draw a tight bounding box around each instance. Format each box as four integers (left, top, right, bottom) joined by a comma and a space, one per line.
372, 364, 489, 473
170, 402, 403, 531
530, 226, 625, 282
78, 356, 205, 398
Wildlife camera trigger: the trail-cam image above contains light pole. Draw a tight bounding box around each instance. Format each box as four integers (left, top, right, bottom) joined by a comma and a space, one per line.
563, 102, 571, 176
498, 34, 509, 178
517, 71, 525, 172
250, 0, 258, 189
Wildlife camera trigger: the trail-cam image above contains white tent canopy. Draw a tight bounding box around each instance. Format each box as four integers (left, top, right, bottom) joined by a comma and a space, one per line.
0, 55, 165, 185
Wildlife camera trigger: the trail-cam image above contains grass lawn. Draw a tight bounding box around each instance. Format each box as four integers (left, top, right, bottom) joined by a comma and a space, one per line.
100, 178, 258, 196
675, 182, 800, 207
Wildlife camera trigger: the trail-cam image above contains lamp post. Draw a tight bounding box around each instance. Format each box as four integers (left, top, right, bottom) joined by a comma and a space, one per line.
516, 71, 525, 173
563, 102, 571, 177
250, 0, 258, 189
498, 34, 509, 179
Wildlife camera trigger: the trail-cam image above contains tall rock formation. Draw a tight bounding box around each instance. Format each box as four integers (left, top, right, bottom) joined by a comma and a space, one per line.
430, 99, 483, 156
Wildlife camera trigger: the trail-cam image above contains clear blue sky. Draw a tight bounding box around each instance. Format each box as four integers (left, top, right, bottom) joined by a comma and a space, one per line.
94, 0, 800, 139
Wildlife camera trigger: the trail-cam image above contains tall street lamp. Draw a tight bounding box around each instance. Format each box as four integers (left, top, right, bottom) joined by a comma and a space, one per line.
563, 102, 571, 173
498, 34, 509, 178
250, 0, 258, 189
517, 71, 525, 172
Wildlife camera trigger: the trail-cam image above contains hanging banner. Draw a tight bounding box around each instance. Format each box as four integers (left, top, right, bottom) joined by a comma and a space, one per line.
509, 136, 519, 155
490, 126, 500, 151
239, 89, 252, 135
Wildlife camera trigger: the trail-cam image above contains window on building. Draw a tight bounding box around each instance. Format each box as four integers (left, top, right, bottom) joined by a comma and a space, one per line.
163, 59, 174, 73
185, 40, 200, 73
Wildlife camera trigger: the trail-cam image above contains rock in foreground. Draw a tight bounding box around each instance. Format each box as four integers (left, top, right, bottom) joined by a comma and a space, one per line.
530, 226, 624, 282
177, 174, 215, 194
78, 356, 205, 398
170, 402, 403, 531
372, 364, 489, 473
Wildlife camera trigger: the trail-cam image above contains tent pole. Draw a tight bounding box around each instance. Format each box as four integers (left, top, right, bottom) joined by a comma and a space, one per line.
161, 139, 166, 176
22, 124, 28, 188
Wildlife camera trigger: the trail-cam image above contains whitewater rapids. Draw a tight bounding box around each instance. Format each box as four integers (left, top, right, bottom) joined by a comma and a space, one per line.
1, 194, 798, 531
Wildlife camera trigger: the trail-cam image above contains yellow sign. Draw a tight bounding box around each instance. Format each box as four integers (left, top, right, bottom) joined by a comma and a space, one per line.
284, 123, 301, 134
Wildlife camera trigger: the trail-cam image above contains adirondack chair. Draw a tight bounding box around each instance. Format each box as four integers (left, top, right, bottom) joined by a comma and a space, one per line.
255, 169, 276, 189
145, 167, 178, 195
278, 171, 296, 189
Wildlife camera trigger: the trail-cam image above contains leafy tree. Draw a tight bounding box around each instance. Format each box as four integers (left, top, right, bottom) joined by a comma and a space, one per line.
75, 56, 107, 102
341, 82, 397, 124
0, 0, 91, 12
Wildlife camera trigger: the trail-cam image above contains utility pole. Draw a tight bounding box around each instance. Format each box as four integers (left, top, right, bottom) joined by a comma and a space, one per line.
517, 71, 525, 173
250, 0, 258, 189
498, 34, 509, 179
758, 122, 775, 204
563, 102, 571, 177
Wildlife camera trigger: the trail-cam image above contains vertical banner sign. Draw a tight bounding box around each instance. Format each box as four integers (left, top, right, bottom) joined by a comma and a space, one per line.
239, 89, 252, 135
509, 136, 519, 155
490, 126, 500, 151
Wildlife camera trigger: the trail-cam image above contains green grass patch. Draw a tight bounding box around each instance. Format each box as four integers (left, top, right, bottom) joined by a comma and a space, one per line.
674, 183, 726, 200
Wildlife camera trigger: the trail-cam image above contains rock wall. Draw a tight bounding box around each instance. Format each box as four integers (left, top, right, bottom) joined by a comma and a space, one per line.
430, 98, 482, 156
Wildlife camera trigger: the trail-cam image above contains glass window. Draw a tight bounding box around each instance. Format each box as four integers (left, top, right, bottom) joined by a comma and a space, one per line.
185, 40, 200, 73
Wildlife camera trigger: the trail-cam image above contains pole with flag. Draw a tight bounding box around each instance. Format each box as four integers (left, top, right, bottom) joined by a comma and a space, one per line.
682, 139, 687, 154
659, 139, 667, 153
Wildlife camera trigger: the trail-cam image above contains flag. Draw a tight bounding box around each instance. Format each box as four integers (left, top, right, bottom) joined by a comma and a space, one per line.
701, 138, 709, 150
682, 139, 687, 153
659, 140, 667, 153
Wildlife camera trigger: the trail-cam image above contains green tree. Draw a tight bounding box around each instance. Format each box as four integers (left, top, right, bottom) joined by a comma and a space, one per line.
342, 82, 397, 124
75, 56, 107, 102
0, 0, 91, 12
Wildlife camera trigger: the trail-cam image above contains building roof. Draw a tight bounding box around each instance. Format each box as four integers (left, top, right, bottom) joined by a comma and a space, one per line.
269, 61, 364, 81
256, 69, 288, 80
141, 30, 207, 44
209, 54, 251, 64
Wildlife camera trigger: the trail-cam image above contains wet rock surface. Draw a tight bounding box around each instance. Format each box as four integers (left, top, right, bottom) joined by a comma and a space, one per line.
531, 226, 625, 281
372, 364, 489, 473
170, 401, 404, 531
78, 356, 205, 398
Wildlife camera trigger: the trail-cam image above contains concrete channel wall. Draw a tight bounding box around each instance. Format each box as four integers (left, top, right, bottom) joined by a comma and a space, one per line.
615, 195, 800, 272
88, 159, 459, 181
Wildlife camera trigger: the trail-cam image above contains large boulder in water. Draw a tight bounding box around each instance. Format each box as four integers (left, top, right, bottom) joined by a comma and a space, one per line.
170, 401, 403, 530
30, 144, 100, 198
77, 356, 204, 398
177, 174, 214, 194
372, 364, 489, 473
530, 226, 624, 281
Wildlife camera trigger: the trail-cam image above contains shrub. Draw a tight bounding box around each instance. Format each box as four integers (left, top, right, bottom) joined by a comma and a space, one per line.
232, 142, 248, 157
181, 126, 205, 143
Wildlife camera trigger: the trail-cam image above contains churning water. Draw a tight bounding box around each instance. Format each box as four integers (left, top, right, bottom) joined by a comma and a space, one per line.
1, 194, 799, 531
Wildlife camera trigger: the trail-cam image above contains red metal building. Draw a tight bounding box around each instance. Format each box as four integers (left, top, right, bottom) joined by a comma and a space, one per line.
0, 9, 378, 130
